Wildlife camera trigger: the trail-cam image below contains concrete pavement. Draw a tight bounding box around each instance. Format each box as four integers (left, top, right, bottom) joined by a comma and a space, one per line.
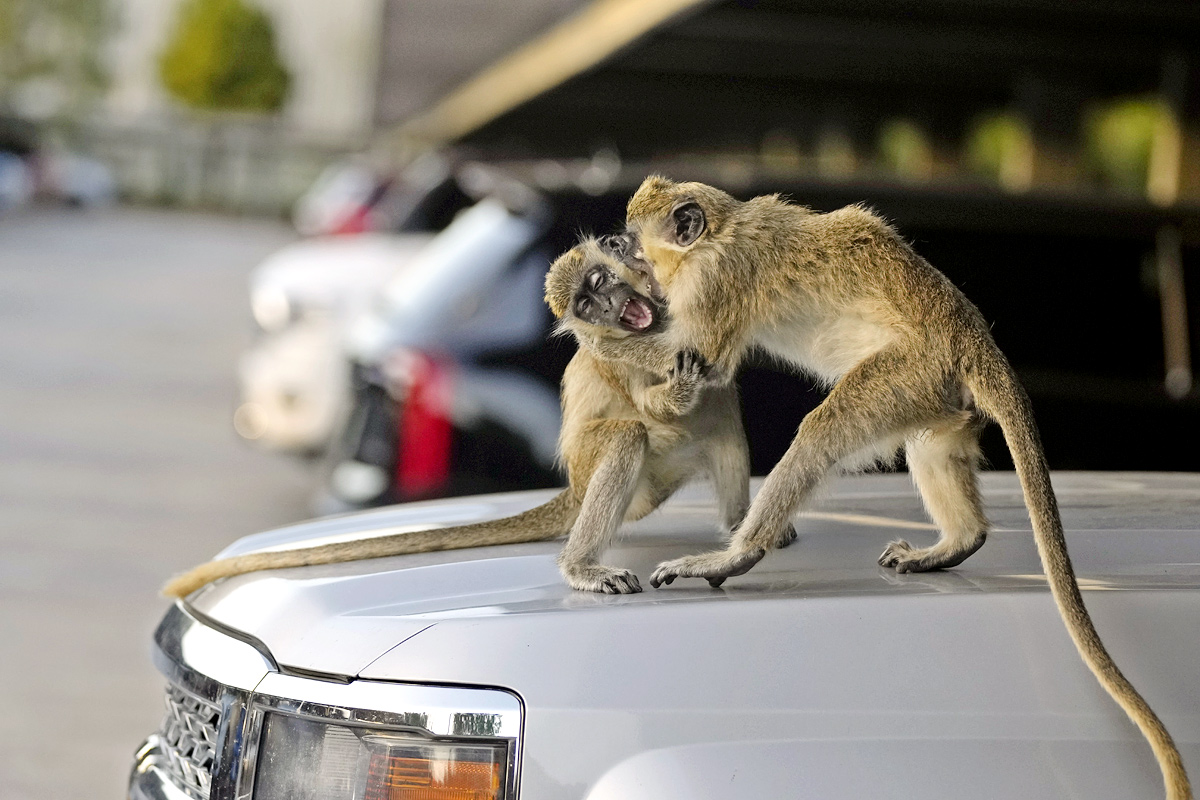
0, 207, 313, 799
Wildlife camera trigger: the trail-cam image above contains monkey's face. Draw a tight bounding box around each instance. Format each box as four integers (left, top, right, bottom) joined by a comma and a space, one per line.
625, 176, 727, 286
545, 239, 666, 337
571, 262, 664, 334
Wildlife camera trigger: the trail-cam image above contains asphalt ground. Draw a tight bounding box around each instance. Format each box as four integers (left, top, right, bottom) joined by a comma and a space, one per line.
0, 207, 313, 800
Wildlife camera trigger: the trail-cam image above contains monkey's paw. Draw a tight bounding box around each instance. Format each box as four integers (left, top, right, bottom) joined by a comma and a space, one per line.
877, 534, 986, 573
649, 547, 766, 589
774, 523, 798, 548
563, 564, 643, 594
668, 349, 711, 382
878, 539, 922, 572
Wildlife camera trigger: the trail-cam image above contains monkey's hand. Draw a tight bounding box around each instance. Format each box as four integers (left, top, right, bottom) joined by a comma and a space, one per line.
664, 349, 711, 411
562, 563, 643, 594
637, 349, 710, 419
649, 546, 765, 589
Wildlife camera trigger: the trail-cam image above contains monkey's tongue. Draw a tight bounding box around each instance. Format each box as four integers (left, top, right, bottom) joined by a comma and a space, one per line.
621, 297, 654, 330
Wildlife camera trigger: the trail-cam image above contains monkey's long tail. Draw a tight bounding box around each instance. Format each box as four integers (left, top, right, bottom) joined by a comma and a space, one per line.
969, 356, 1192, 800
162, 489, 581, 599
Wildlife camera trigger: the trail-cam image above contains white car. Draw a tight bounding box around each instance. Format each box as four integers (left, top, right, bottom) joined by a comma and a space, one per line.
129, 472, 1199, 799
236, 232, 434, 452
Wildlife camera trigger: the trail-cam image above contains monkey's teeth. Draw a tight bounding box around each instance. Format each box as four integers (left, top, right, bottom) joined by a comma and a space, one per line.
621, 297, 654, 330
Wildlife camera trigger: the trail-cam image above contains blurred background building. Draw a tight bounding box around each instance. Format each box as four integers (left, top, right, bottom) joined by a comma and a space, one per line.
6, 0, 1199, 209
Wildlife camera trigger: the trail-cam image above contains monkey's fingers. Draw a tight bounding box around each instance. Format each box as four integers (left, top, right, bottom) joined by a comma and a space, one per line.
600, 571, 642, 594
564, 564, 644, 594
878, 539, 913, 569
672, 349, 711, 382
878, 535, 986, 574
774, 523, 798, 549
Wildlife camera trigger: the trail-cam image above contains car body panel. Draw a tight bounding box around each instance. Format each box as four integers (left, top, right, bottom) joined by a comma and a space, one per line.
183, 472, 1200, 798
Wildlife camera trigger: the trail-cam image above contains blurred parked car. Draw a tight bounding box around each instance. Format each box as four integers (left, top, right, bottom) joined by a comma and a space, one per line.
40, 151, 117, 206
292, 152, 472, 236
234, 231, 436, 454
0, 115, 36, 213
130, 472, 1200, 799
0, 151, 34, 212
236, 165, 565, 512
325, 184, 562, 510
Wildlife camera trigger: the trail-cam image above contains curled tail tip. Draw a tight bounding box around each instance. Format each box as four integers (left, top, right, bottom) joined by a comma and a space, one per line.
160, 574, 198, 599
160, 560, 231, 598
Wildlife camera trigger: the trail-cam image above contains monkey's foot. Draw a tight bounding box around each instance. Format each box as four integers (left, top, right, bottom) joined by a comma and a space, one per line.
877, 534, 986, 574
774, 522, 798, 549
649, 547, 766, 589
563, 564, 643, 594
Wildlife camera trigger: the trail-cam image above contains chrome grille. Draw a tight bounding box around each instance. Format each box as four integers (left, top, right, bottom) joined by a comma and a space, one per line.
159, 685, 221, 799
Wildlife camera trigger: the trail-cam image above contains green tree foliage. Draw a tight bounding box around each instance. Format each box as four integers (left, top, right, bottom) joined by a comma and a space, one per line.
159, 0, 290, 113
0, 0, 111, 115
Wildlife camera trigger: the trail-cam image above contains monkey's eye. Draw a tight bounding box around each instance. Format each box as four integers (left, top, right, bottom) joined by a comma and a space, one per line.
588, 270, 605, 290
575, 297, 591, 316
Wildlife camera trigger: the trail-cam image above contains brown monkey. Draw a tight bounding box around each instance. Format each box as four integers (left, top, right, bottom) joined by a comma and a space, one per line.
595, 176, 1190, 799
163, 237, 766, 597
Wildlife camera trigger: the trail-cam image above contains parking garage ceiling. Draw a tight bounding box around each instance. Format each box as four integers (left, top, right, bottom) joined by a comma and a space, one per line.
398, 0, 1200, 162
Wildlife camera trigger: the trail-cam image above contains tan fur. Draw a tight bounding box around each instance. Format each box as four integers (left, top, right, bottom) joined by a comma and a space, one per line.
618, 176, 1190, 800
164, 238, 757, 598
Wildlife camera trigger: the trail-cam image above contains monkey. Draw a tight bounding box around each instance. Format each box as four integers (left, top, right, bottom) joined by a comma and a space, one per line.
587, 175, 1190, 800
162, 236, 778, 598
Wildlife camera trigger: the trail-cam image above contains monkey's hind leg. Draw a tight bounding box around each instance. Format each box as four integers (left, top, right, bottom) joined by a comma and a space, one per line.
879, 419, 989, 573
558, 419, 649, 594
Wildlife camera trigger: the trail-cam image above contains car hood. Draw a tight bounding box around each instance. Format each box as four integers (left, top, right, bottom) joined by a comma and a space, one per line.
185, 471, 1200, 678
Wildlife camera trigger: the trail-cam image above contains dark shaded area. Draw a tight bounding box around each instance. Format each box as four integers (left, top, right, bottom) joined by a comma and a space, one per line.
461, 0, 1200, 161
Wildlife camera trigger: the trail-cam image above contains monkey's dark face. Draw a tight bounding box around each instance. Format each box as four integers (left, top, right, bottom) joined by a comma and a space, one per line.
544, 239, 667, 336
571, 263, 665, 334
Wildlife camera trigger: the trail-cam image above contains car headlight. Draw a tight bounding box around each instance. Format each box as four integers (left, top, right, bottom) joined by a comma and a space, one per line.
251, 285, 294, 332
254, 713, 509, 800
132, 605, 522, 800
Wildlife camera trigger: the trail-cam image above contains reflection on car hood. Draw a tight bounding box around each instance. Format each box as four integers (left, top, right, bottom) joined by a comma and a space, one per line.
187, 472, 1200, 678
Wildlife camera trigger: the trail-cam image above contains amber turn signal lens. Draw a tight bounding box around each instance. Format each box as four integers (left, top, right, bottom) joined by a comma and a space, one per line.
362, 739, 505, 800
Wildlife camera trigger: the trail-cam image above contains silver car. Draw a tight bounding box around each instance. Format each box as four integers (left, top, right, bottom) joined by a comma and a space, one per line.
129, 471, 1200, 799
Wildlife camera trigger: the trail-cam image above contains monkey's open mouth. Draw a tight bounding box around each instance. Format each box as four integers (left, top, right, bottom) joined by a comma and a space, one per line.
620, 297, 655, 331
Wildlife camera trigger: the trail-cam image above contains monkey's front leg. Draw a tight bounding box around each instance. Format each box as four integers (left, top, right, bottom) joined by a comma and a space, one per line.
588, 332, 677, 375
652, 348, 933, 589
558, 419, 650, 594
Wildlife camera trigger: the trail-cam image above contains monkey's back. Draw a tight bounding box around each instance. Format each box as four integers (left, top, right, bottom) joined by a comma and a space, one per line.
721, 199, 999, 379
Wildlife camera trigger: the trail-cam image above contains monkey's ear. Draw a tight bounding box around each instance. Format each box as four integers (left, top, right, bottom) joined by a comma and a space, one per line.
671, 202, 705, 247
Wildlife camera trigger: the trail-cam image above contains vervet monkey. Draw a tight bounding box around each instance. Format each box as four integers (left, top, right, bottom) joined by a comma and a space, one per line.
163, 237, 770, 598
596, 176, 1189, 799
